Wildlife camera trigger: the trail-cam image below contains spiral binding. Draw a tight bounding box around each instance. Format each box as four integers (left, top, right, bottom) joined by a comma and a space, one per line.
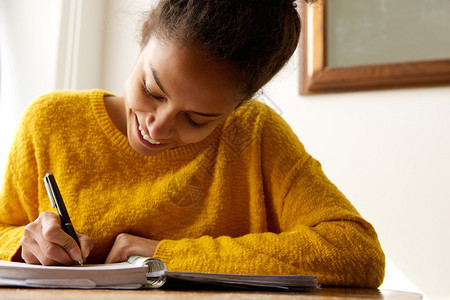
127, 256, 167, 288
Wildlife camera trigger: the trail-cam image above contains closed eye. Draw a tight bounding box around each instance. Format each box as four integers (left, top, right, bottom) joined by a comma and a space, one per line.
185, 113, 208, 128
142, 80, 164, 100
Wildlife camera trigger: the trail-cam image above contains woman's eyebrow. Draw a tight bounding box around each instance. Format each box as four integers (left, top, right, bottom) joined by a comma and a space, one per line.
150, 67, 169, 97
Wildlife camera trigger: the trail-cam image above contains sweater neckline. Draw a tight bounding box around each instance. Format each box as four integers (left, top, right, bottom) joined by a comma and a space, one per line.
88, 89, 222, 162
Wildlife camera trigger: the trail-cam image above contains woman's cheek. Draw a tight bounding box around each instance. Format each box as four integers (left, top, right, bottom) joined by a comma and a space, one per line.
178, 126, 217, 145
125, 90, 153, 113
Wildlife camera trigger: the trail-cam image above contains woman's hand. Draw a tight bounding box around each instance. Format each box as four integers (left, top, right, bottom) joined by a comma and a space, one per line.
20, 211, 94, 265
105, 233, 160, 263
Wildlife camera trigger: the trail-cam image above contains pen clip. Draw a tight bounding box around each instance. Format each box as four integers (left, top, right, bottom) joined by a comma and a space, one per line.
44, 175, 57, 208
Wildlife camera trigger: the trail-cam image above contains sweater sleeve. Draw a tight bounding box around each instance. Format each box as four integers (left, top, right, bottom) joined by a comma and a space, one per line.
154, 106, 385, 288
0, 99, 41, 261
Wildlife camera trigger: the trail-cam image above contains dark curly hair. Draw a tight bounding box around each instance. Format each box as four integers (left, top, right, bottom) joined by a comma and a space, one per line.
140, 0, 315, 101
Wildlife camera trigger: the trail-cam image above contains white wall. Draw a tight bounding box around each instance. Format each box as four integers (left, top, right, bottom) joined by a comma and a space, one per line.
101, 0, 153, 94
0, 0, 63, 176
0, 0, 62, 112
1, 1, 449, 299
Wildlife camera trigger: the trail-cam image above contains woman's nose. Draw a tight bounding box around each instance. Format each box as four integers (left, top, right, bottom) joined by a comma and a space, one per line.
146, 106, 175, 140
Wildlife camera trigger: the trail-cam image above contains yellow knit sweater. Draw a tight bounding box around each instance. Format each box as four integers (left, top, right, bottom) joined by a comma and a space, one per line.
0, 90, 384, 287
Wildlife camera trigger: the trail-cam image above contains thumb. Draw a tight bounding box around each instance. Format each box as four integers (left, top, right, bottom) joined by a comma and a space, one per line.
60, 224, 82, 263
77, 231, 94, 263
64, 235, 83, 263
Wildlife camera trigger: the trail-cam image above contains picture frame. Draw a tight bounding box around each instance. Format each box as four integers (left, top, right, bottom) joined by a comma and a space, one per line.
298, 0, 450, 95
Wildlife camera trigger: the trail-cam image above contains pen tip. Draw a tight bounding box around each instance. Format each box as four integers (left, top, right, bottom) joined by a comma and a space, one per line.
78, 259, 84, 266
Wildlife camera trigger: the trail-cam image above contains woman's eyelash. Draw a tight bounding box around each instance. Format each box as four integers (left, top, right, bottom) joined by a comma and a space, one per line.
185, 113, 207, 128
142, 81, 163, 100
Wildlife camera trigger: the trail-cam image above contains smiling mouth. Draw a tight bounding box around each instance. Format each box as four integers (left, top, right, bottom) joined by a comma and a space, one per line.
138, 125, 162, 145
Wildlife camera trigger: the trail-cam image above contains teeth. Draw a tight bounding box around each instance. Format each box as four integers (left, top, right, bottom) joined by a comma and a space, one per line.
138, 125, 161, 144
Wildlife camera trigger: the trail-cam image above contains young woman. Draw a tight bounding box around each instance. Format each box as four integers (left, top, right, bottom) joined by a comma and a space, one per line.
0, 0, 385, 287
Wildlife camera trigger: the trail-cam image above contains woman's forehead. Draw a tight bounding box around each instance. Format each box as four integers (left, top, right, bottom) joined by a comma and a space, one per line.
139, 37, 241, 111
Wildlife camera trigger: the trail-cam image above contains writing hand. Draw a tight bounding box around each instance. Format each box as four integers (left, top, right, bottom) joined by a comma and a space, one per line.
20, 211, 94, 265
105, 233, 160, 264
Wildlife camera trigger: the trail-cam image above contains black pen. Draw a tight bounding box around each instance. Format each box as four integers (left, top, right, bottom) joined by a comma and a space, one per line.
44, 173, 83, 266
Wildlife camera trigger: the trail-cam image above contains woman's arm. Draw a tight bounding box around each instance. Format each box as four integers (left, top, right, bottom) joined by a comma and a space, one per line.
151, 154, 385, 287
103, 155, 384, 287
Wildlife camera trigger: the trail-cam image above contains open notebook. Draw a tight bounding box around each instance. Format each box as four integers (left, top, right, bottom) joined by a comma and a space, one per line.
0, 256, 319, 290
